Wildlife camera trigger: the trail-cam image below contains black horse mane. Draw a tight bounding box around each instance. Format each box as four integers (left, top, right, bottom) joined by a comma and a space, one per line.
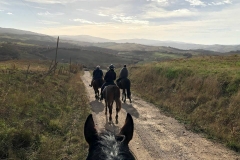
87, 131, 135, 160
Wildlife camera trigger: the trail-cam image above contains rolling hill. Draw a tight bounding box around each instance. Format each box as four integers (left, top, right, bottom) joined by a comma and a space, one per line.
1, 27, 240, 67
1, 27, 240, 53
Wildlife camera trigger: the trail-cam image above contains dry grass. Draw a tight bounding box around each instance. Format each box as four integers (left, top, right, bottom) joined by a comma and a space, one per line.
129, 55, 240, 152
0, 60, 90, 159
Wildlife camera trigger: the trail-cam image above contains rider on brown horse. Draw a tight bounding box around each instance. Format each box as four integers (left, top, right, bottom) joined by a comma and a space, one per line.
89, 65, 103, 87
100, 64, 116, 101
116, 64, 128, 83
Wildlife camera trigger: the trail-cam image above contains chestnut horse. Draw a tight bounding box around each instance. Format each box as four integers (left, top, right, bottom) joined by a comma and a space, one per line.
117, 78, 132, 103
92, 78, 104, 100
84, 113, 135, 160
102, 85, 121, 124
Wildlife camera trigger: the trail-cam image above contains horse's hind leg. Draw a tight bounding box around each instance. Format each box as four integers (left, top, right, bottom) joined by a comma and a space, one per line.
96, 89, 99, 100
115, 99, 121, 124
105, 100, 108, 115
115, 107, 119, 124
94, 89, 98, 100
109, 102, 113, 123
123, 89, 126, 103
128, 93, 132, 103
122, 90, 124, 102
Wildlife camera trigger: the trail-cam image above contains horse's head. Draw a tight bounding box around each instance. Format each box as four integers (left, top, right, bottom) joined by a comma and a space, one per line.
84, 113, 135, 160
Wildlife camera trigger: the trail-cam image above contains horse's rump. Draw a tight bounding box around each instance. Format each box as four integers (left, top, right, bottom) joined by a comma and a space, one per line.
103, 85, 120, 100
103, 85, 121, 123
117, 78, 130, 89
93, 78, 104, 89
117, 78, 131, 103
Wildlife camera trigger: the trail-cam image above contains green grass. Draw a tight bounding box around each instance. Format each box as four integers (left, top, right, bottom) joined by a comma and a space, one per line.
16, 42, 38, 46
129, 55, 240, 152
0, 60, 90, 159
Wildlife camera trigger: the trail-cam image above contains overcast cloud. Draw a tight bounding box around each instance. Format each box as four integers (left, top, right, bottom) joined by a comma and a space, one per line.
0, 0, 239, 44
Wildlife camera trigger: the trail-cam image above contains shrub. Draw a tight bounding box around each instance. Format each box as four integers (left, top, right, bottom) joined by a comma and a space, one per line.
11, 130, 33, 150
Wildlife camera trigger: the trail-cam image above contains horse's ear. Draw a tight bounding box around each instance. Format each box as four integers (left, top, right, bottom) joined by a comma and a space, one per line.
116, 135, 125, 143
84, 114, 98, 144
119, 113, 134, 144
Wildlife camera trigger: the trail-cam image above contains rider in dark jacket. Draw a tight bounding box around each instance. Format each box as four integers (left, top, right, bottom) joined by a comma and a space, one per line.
89, 65, 103, 87
100, 64, 116, 100
116, 64, 128, 83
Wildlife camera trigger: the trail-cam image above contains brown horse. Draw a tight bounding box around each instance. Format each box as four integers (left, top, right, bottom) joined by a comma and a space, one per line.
92, 78, 104, 100
84, 113, 135, 160
102, 85, 121, 124
117, 78, 132, 103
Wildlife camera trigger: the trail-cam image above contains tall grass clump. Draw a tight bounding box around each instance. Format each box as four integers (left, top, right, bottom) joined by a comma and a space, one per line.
0, 60, 90, 159
129, 55, 240, 152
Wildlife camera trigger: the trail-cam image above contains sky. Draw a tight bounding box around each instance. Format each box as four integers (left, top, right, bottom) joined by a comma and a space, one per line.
0, 0, 240, 45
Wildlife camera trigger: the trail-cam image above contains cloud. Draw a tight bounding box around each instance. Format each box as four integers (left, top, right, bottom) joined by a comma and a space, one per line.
146, 0, 169, 6
0, 9, 4, 12
142, 6, 198, 19
0, 0, 9, 5
7, 12, 13, 15
71, 19, 104, 25
24, 0, 77, 4
37, 20, 60, 24
186, 0, 232, 6
30, 6, 46, 10
112, 15, 149, 25
37, 11, 64, 16
185, 0, 206, 6
209, 0, 232, 6
76, 9, 89, 12
98, 12, 109, 17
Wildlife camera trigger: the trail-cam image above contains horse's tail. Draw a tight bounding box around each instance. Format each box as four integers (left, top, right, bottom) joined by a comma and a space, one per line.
126, 79, 131, 99
114, 86, 121, 112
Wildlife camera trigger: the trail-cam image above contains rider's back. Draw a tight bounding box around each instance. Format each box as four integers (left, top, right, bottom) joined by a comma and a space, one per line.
104, 70, 116, 82
119, 67, 128, 79
93, 69, 103, 79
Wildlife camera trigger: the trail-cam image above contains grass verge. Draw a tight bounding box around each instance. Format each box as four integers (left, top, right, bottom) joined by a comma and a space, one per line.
0, 60, 90, 159
129, 55, 240, 152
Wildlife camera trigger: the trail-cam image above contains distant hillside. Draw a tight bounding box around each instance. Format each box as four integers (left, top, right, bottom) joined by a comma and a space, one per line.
0, 33, 56, 42
39, 48, 133, 68
1, 27, 240, 52
62, 35, 240, 53
0, 27, 42, 35
2, 27, 240, 59
60, 35, 111, 43
114, 39, 240, 53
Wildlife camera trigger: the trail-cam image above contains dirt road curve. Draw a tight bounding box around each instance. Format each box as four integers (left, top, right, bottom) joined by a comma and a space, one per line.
81, 71, 240, 160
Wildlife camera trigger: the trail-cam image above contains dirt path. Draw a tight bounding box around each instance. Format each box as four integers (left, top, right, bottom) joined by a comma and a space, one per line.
81, 71, 239, 160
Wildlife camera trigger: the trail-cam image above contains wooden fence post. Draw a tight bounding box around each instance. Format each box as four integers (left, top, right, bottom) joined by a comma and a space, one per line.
69, 58, 71, 76
26, 64, 30, 78
54, 36, 59, 74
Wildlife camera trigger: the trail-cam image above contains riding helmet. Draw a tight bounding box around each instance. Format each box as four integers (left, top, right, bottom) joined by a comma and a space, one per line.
109, 64, 115, 69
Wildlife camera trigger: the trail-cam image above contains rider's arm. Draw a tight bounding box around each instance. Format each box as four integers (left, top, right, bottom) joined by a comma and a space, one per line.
113, 72, 116, 80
